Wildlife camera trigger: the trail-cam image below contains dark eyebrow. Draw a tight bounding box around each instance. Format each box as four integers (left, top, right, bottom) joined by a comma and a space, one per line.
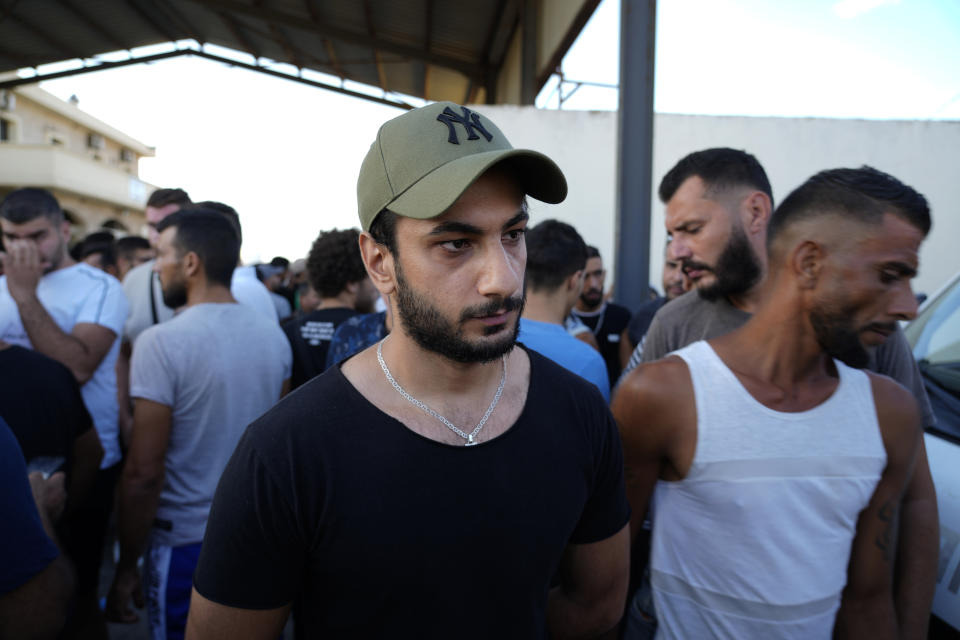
428, 210, 529, 237
428, 220, 484, 237
502, 211, 529, 230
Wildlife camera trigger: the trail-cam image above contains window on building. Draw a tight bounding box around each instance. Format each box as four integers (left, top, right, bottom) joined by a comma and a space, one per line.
0, 118, 8, 142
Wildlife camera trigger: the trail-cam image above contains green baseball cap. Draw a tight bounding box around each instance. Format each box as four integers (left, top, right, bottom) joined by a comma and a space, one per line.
357, 101, 568, 231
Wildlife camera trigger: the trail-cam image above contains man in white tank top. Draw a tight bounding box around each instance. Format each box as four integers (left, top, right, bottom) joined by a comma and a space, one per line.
613, 166, 930, 639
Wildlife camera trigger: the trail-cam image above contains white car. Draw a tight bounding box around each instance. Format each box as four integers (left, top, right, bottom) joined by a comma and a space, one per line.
904, 270, 960, 633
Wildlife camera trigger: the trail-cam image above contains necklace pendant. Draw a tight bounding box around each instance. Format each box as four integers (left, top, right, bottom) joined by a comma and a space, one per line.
465, 435, 477, 446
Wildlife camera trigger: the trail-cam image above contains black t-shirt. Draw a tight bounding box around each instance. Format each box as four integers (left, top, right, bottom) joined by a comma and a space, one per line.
194, 347, 630, 639
572, 302, 632, 386
0, 346, 93, 477
281, 307, 359, 390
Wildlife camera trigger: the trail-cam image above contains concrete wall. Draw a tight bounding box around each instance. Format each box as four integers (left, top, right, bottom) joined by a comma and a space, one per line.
477, 106, 960, 298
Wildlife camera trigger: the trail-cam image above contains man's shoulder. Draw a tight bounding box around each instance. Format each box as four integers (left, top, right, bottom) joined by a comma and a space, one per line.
525, 345, 607, 401
53, 262, 122, 292
248, 366, 358, 442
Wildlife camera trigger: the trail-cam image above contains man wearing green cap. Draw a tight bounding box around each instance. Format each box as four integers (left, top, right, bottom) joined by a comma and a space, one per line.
187, 102, 631, 638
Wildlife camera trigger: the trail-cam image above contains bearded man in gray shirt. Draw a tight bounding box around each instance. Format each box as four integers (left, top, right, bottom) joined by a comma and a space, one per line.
619, 148, 938, 640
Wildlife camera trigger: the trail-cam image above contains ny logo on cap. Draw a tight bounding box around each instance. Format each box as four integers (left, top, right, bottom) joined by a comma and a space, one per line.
436, 106, 494, 145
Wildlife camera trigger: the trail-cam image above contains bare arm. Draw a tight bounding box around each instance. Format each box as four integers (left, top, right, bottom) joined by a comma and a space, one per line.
280, 378, 291, 399
547, 524, 630, 638
834, 376, 920, 639
186, 589, 290, 640
894, 439, 938, 640
106, 398, 172, 623
15, 296, 116, 385
618, 327, 634, 372
611, 359, 695, 539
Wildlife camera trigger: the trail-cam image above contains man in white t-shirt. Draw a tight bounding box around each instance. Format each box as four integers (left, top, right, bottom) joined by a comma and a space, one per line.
123, 194, 276, 348
106, 207, 291, 638
0, 187, 129, 632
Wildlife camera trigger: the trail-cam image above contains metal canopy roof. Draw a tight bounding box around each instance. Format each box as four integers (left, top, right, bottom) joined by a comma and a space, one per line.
0, 0, 601, 108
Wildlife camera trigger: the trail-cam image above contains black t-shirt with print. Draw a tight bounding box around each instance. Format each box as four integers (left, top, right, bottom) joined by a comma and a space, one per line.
194, 347, 630, 639
281, 307, 359, 390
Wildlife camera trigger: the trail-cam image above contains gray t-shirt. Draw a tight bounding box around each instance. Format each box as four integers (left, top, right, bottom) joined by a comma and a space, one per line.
130, 302, 292, 547
623, 290, 936, 428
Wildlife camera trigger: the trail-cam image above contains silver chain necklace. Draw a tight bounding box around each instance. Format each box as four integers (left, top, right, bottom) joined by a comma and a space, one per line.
376, 338, 506, 446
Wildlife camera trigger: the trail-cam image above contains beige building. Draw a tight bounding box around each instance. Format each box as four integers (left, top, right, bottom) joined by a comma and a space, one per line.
0, 80, 155, 243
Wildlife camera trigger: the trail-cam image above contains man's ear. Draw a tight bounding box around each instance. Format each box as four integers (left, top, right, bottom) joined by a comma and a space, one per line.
359, 232, 396, 296
742, 191, 772, 236
59, 220, 71, 244
790, 240, 823, 290
182, 251, 202, 279
566, 269, 584, 293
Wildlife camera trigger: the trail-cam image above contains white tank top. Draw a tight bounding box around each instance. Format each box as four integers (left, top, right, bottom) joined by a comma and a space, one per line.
651, 341, 887, 640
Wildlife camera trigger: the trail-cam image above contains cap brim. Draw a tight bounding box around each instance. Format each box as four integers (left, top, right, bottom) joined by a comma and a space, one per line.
387, 148, 567, 221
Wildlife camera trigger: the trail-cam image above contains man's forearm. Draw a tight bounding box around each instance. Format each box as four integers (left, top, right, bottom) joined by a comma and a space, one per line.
894, 451, 939, 640
835, 592, 898, 640
546, 584, 622, 639
14, 292, 95, 382
116, 468, 164, 568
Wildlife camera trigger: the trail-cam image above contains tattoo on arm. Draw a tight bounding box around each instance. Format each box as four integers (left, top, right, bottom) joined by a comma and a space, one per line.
874, 499, 899, 563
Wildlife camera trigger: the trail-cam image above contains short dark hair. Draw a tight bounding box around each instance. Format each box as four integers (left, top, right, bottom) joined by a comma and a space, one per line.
147, 188, 191, 209
306, 228, 367, 297
0, 188, 64, 224
659, 148, 774, 207
769, 166, 931, 253
269, 256, 290, 269
586, 245, 601, 260
155, 209, 240, 288
191, 200, 242, 244
368, 209, 398, 256
525, 219, 588, 291
115, 235, 151, 260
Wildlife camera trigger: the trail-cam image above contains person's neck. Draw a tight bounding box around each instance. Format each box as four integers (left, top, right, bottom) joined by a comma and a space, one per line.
522, 291, 569, 326
725, 266, 769, 313
717, 298, 833, 388
317, 292, 354, 311
184, 281, 236, 308
380, 330, 506, 399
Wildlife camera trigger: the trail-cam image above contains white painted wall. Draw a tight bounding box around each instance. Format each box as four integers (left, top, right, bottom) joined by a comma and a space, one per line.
478, 106, 960, 299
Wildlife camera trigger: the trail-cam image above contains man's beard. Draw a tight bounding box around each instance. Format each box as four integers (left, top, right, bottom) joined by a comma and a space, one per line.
687, 225, 762, 302
161, 276, 188, 309
42, 239, 67, 275
394, 261, 523, 364
579, 288, 603, 309
809, 305, 871, 369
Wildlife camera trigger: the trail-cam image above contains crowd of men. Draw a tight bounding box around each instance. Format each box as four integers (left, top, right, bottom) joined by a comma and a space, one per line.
0, 100, 939, 640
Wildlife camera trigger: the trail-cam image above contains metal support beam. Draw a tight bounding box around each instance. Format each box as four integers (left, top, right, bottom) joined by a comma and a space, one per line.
182, 0, 486, 81
0, 48, 413, 111
520, 0, 537, 105
613, 0, 657, 312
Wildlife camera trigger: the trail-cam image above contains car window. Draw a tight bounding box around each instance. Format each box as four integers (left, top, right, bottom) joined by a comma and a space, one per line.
907, 274, 960, 441
908, 277, 960, 368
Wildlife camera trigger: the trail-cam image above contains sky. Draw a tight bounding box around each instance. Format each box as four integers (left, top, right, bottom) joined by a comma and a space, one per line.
26, 0, 960, 263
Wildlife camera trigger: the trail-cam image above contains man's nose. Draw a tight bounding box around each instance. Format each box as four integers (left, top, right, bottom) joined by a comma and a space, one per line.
478, 244, 521, 298
890, 284, 919, 322
669, 238, 692, 260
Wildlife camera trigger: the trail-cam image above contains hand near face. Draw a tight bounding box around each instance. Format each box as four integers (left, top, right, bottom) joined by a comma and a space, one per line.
1, 239, 44, 301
